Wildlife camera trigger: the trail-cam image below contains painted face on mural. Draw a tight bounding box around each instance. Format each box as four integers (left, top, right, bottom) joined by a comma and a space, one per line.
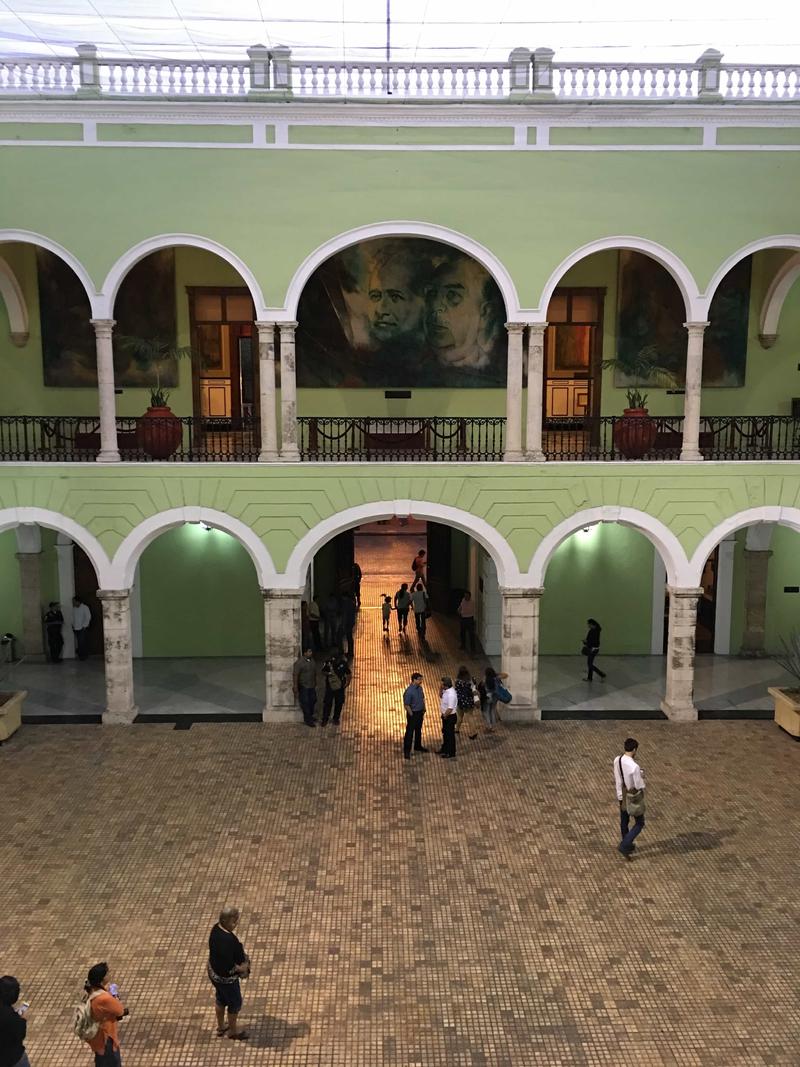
366, 253, 426, 345
425, 256, 497, 369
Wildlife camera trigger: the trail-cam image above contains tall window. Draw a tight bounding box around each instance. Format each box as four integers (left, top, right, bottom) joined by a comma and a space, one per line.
544, 288, 604, 420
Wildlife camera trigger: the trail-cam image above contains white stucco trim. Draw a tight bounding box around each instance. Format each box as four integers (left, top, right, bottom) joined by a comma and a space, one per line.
279, 221, 523, 322
759, 251, 800, 338
0, 229, 101, 317
0, 507, 112, 587
650, 550, 667, 655
281, 500, 524, 590
0, 255, 29, 343
526, 506, 691, 588
689, 506, 800, 586
110, 506, 277, 588
537, 236, 702, 321
99, 234, 269, 319
701, 235, 800, 314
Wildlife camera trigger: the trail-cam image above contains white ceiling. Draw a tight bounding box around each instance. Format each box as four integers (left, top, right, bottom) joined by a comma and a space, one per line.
0, 0, 798, 62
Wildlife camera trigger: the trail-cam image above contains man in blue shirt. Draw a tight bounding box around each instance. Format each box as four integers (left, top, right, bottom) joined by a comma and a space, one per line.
402, 672, 429, 759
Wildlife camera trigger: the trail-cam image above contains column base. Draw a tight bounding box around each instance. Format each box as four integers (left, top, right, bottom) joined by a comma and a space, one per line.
103, 705, 138, 725
660, 700, 698, 722
503, 450, 524, 462
739, 647, 768, 659
525, 450, 546, 463
502, 704, 542, 723
262, 705, 303, 724
279, 448, 301, 463
96, 450, 121, 464
258, 450, 279, 463
679, 449, 703, 462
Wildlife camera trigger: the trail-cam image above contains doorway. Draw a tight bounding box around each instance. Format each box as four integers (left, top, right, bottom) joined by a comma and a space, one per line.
73, 544, 104, 657
662, 545, 718, 655
188, 287, 257, 426
543, 287, 604, 423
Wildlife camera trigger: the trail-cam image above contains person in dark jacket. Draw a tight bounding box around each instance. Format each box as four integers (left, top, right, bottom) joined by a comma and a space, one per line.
0, 975, 29, 1067
44, 601, 64, 663
208, 906, 250, 1041
584, 618, 606, 680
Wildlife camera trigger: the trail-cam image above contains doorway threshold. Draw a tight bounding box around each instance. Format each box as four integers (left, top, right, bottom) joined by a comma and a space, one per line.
542, 709, 668, 720
134, 712, 263, 728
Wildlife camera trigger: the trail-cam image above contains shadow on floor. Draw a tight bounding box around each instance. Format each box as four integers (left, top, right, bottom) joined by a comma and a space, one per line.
646, 829, 736, 855
246, 1015, 311, 1049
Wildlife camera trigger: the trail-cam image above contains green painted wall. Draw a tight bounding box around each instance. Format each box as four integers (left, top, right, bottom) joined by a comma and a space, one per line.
0, 530, 22, 641
717, 128, 800, 145
97, 124, 253, 143
540, 525, 654, 654
289, 125, 514, 145
0, 123, 81, 141
139, 525, 262, 656
730, 525, 800, 655
550, 126, 703, 146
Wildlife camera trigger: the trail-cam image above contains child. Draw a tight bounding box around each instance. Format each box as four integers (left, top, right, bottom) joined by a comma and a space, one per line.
381, 594, 392, 633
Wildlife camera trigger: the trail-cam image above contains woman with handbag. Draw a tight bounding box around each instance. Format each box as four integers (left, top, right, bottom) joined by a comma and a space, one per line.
454, 665, 480, 739
208, 906, 250, 1041
583, 618, 606, 681
482, 667, 510, 732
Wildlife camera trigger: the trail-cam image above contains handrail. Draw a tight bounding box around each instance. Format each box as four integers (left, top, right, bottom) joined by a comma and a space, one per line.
0, 46, 797, 101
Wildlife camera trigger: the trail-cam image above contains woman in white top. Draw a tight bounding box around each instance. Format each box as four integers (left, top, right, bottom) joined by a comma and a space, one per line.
439, 676, 458, 759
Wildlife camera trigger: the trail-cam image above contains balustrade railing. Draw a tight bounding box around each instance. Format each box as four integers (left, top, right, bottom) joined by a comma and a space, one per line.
298, 417, 505, 462
1, 46, 797, 101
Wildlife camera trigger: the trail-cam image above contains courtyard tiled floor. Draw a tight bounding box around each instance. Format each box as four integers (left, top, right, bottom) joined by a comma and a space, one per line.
2, 534, 799, 1065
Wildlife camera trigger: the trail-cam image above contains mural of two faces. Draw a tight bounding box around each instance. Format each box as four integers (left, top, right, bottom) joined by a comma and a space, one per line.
296, 238, 508, 387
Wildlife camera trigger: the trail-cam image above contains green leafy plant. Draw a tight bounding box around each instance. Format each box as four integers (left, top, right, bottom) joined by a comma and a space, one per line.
601, 344, 678, 410
116, 335, 194, 409
773, 632, 800, 691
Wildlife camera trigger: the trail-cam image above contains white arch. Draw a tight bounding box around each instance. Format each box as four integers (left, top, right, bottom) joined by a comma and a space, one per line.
759, 251, 800, 340
280, 221, 522, 322
0, 507, 112, 587
527, 506, 691, 588
0, 255, 29, 345
281, 499, 525, 590
701, 235, 800, 313
688, 506, 800, 587
110, 507, 277, 589
537, 236, 702, 321
0, 229, 101, 317
99, 234, 268, 319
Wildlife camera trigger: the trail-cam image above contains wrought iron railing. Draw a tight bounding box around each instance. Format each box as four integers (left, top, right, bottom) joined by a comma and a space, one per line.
298, 417, 505, 461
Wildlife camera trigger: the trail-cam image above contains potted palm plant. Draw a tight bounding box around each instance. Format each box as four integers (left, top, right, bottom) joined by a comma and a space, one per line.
117, 336, 192, 460
768, 632, 800, 738
601, 346, 677, 459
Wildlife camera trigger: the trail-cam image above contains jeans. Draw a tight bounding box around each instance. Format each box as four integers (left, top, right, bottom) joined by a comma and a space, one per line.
414, 611, 427, 637
586, 650, 605, 679
403, 709, 425, 755
482, 696, 498, 727
298, 685, 317, 724
322, 687, 345, 724
619, 805, 645, 851
441, 714, 457, 756
95, 1038, 122, 1066
397, 608, 409, 632
459, 617, 476, 652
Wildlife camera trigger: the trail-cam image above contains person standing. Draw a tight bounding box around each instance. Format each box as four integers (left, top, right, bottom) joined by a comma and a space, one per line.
321, 648, 352, 726
614, 738, 646, 858
352, 562, 362, 608
481, 667, 508, 732
584, 618, 606, 681
322, 592, 341, 650
306, 598, 323, 652
44, 601, 64, 663
439, 676, 458, 758
339, 591, 357, 660
207, 906, 250, 1041
394, 583, 411, 634
381, 594, 393, 634
83, 962, 129, 1066
457, 591, 476, 653
0, 974, 30, 1067
402, 672, 428, 759
411, 582, 428, 638
72, 595, 91, 661
292, 648, 318, 727
455, 665, 480, 739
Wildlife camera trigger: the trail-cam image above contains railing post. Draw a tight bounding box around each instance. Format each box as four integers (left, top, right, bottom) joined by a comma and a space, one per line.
270, 45, 293, 94
696, 48, 723, 100
247, 44, 271, 97
508, 48, 532, 98
76, 43, 100, 97
532, 47, 556, 99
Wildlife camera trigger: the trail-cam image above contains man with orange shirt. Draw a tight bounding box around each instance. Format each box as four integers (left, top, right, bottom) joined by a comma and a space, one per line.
84, 962, 127, 1066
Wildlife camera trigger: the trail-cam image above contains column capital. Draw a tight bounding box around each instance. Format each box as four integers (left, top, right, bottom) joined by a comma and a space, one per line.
279, 321, 299, 333
96, 589, 132, 602
261, 586, 305, 600
504, 321, 526, 334
665, 586, 704, 599
683, 320, 710, 333
528, 321, 548, 337
255, 320, 277, 348
90, 318, 115, 336
500, 586, 545, 599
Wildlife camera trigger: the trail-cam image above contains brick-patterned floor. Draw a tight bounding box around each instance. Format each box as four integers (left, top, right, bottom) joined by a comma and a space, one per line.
2, 534, 799, 1065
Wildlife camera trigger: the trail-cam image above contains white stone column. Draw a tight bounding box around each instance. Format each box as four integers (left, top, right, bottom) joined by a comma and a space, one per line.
680, 321, 709, 462
97, 590, 138, 724
661, 586, 703, 721
15, 524, 45, 661
55, 533, 76, 659
525, 322, 547, 462
262, 588, 303, 722
90, 318, 120, 463
500, 587, 544, 722
504, 322, 525, 461
256, 320, 279, 462
739, 549, 773, 657
278, 322, 300, 461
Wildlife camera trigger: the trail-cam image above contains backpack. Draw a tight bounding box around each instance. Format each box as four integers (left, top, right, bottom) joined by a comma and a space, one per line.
73, 990, 103, 1042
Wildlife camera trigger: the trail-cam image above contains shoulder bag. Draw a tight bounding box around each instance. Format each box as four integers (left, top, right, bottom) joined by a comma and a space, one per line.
619, 755, 645, 817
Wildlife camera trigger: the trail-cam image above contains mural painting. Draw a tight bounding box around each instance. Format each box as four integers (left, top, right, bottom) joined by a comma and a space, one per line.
296, 238, 507, 387
615, 250, 751, 388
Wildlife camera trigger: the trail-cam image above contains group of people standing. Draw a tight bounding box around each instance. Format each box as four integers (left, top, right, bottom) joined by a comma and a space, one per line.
41, 596, 92, 663
402, 664, 509, 760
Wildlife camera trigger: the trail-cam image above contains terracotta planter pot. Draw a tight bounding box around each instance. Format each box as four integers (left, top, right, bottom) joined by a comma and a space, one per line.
136, 406, 182, 460
613, 408, 657, 460
768, 686, 800, 738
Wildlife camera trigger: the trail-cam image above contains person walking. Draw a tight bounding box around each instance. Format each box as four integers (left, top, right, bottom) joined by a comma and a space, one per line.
44, 601, 64, 663
394, 583, 412, 634
381, 594, 393, 634
0, 974, 30, 1067
614, 738, 646, 858
455, 665, 480, 739
339, 591, 357, 659
352, 562, 363, 608
321, 648, 352, 726
411, 548, 427, 585
439, 676, 458, 758
411, 582, 429, 638
457, 591, 477, 653
83, 962, 129, 1066
307, 598, 322, 652
292, 648, 318, 727
402, 672, 428, 759
72, 596, 91, 661
583, 618, 606, 680
207, 906, 250, 1041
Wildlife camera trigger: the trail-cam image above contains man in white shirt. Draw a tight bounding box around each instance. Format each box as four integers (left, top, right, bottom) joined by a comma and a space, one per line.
613, 737, 646, 857
439, 677, 458, 759
72, 595, 92, 661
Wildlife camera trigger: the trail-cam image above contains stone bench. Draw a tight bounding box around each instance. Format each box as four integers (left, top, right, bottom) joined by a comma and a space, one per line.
0, 690, 26, 742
